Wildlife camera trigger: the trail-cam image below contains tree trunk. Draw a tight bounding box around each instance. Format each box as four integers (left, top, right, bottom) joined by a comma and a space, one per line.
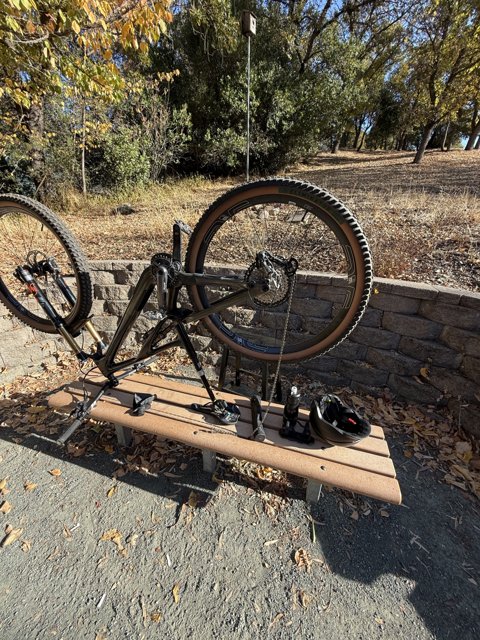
465, 121, 480, 150
413, 123, 435, 164
357, 130, 366, 151
331, 136, 341, 153
441, 121, 450, 151
28, 99, 45, 199
81, 101, 87, 195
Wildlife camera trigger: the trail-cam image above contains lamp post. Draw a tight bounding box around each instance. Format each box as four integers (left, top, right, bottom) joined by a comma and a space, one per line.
241, 10, 256, 182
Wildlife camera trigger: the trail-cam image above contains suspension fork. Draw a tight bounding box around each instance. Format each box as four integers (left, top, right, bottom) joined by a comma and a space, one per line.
15, 266, 89, 361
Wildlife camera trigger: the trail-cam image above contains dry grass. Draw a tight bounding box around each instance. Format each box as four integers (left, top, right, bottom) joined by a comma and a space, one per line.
59, 150, 480, 291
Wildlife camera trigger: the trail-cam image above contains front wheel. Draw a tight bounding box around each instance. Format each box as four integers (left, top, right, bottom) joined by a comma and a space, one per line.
0, 194, 93, 334
185, 178, 373, 362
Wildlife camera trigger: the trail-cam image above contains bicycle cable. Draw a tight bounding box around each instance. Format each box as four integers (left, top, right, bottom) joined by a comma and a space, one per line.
260, 272, 296, 426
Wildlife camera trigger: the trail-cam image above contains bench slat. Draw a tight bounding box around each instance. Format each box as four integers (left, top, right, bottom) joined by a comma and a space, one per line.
58, 381, 396, 479
48, 388, 402, 504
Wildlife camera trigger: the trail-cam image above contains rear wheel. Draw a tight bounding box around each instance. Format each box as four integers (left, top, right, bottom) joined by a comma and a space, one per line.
0, 194, 93, 334
185, 179, 373, 362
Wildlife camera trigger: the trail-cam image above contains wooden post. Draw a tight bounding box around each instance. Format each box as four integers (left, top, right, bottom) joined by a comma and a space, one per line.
202, 449, 217, 474
115, 425, 133, 447
306, 479, 323, 503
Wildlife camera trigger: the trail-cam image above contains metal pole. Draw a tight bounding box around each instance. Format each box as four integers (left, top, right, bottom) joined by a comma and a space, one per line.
246, 33, 251, 182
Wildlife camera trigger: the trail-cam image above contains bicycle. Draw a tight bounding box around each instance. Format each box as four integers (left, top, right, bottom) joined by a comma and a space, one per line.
0, 178, 373, 443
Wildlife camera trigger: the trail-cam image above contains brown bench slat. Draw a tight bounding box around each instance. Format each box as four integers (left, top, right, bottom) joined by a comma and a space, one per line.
48, 388, 402, 504
57, 381, 396, 479
84, 373, 389, 454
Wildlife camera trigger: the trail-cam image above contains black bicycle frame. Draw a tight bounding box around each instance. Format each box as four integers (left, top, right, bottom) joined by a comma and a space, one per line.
94, 264, 264, 379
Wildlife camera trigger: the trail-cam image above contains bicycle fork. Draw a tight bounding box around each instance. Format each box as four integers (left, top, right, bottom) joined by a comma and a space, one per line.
14, 265, 104, 359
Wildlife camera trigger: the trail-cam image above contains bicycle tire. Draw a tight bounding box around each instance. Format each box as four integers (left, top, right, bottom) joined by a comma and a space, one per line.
185, 178, 372, 362
0, 194, 93, 335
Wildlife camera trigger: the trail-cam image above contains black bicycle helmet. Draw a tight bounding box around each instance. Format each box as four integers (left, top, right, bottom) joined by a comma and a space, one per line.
309, 394, 371, 447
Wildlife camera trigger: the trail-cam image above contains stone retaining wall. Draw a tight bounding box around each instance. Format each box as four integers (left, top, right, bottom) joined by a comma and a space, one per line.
1, 260, 479, 438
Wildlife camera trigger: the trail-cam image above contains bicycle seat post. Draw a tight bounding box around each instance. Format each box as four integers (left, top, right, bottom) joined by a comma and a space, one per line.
172, 222, 182, 263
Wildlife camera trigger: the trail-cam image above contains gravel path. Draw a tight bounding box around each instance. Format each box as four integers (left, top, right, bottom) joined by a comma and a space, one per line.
1, 378, 479, 640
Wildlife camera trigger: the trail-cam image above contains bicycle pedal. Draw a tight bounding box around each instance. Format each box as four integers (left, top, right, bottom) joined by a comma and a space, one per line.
174, 219, 193, 236
191, 399, 240, 425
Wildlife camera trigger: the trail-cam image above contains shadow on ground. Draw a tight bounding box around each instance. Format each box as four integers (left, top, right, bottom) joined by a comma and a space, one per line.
0, 384, 479, 640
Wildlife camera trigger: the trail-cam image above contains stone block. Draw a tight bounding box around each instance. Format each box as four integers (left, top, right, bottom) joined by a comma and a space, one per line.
303, 356, 337, 373
294, 283, 316, 297
460, 356, 480, 385
350, 326, 401, 349
447, 399, 480, 440
366, 347, 420, 376
387, 374, 442, 405
291, 298, 332, 318
382, 312, 442, 339
371, 278, 393, 294
90, 260, 114, 271
420, 301, 480, 331
329, 340, 367, 361
440, 326, 480, 358
427, 366, 479, 400
261, 311, 302, 332
398, 336, 462, 369
296, 271, 332, 286
435, 287, 463, 304
314, 284, 347, 303
369, 293, 420, 314
91, 270, 116, 285
94, 284, 132, 301
336, 359, 389, 386
92, 316, 119, 333
386, 280, 437, 300
460, 291, 480, 311
106, 301, 130, 317
115, 270, 144, 286
358, 308, 383, 328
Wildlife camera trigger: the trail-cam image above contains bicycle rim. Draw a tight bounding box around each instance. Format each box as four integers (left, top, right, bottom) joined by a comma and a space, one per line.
186, 179, 372, 362
0, 196, 90, 334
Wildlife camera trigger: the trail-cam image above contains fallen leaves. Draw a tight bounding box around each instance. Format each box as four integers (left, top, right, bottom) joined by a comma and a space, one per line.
294, 548, 312, 572
24, 482, 37, 492
49, 469, 62, 477
106, 485, 117, 498
100, 529, 126, 556
172, 583, 180, 604
0, 500, 12, 514
1, 525, 23, 547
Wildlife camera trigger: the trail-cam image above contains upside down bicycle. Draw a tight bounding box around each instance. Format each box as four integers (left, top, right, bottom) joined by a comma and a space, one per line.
0, 178, 373, 443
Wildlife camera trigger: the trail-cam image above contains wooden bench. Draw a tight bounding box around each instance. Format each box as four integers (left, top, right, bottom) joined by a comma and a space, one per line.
48, 372, 402, 505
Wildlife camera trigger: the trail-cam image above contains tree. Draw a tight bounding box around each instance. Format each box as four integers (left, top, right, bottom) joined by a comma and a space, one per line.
405, 0, 480, 164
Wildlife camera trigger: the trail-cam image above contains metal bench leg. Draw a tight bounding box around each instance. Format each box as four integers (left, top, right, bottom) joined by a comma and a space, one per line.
115, 425, 133, 448
202, 449, 217, 474
306, 480, 323, 503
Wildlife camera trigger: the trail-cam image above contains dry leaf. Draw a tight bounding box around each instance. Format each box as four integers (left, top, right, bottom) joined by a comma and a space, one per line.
1, 527, 23, 547
24, 482, 38, 492
150, 612, 162, 622
351, 510, 359, 521
187, 491, 198, 508
294, 548, 312, 572
0, 477, 8, 492
172, 584, 180, 604
419, 367, 430, 379
299, 590, 313, 608
100, 528, 125, 554
21, 540, 32, 552
107, 486, 117, 498
379, 509, 390, 518
0, 500, 12, 514
49, 469, 62, 477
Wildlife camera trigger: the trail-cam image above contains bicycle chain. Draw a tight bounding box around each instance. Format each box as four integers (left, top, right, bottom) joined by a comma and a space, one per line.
260, 272, 297, 425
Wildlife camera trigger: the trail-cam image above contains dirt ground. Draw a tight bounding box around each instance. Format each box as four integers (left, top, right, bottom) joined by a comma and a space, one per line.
1, 359, 479, 640
60, 149, 480, 291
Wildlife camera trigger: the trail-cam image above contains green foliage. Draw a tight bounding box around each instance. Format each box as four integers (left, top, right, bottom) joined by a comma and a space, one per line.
91, 126, 150, 190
